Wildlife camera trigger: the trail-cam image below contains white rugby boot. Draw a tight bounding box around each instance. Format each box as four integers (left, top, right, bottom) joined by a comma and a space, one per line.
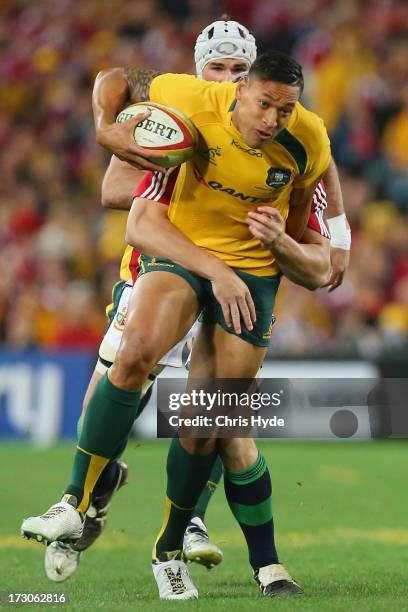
44, 542, 81, 582
43, 460, 128, 582
183, 516, 223, 569
152, 558, 198, 600
21, 497, 83, 545
73, 460, 128, 552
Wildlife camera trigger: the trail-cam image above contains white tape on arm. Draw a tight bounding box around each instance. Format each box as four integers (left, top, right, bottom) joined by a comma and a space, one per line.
328, 214, 351, 250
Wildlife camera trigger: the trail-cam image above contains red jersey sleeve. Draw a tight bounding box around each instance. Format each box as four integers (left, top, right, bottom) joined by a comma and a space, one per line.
307, 180, 331, 238
133, 167, 180, 205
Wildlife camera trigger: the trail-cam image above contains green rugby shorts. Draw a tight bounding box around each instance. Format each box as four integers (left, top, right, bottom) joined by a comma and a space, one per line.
138, 255, 280, 347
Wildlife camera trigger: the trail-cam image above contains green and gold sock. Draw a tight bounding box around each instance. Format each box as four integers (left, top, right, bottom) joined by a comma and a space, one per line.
75, 415, 127, 500
153, 438, 217, 561
65, 373, 140, 512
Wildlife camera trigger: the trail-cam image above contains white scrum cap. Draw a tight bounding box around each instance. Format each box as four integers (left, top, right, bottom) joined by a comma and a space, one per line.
195, 18, 257, 78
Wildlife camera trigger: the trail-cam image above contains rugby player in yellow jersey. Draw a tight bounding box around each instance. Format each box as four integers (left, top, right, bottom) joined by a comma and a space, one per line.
21, 50, 334, 599
33, 19, 346, 586
36, 19, 257, 583
102, 51, 330, 600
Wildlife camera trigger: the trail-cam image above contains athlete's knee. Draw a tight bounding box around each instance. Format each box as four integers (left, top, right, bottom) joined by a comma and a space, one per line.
180, 437, 216, 456
218, 437, 258, 471
112, 336, 157, 388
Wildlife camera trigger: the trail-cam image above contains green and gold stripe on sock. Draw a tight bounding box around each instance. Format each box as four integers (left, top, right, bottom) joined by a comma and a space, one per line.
65, 373, 142, 513
152, 496, 195, 562
78, 447, 109, 512
65, 447, 109, 513
153, 438, 218, 561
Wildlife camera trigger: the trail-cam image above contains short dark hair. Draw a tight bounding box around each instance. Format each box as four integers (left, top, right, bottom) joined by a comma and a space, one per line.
248, 51, 304, 93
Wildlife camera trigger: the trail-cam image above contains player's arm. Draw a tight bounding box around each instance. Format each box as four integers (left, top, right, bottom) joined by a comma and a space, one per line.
126, 198, 256, 335
101, 155, 143, 210
284, 181, 318, 241
92, 67, 165, 171
322, 157, 351, 291
274, 226, 330, 290
247, 207, 330, 290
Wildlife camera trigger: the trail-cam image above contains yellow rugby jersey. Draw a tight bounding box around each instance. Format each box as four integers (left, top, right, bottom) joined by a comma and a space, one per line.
147, 74, 330, 276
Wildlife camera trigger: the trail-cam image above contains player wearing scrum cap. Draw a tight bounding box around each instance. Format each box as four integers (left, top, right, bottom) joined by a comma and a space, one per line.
104, 17, 350, 285
195, 17, 256, 80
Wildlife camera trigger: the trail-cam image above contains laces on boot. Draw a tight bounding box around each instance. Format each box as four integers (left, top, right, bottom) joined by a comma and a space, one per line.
42, 507, 69, 520
164, 567, 188, 595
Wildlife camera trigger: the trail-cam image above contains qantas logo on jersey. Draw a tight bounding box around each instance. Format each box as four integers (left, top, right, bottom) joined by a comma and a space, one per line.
266, 167, 292, 188
207, 181, 272, 203
193, 167, 272, 203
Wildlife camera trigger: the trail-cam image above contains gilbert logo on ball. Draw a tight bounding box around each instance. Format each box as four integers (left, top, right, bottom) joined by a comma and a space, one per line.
116, 102, 198, 168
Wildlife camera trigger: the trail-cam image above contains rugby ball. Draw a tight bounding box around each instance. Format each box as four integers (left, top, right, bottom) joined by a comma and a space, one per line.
116, 102, 198, 168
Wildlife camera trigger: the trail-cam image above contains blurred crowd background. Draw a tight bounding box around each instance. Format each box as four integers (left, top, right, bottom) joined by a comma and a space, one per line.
1, 0, 408, 358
